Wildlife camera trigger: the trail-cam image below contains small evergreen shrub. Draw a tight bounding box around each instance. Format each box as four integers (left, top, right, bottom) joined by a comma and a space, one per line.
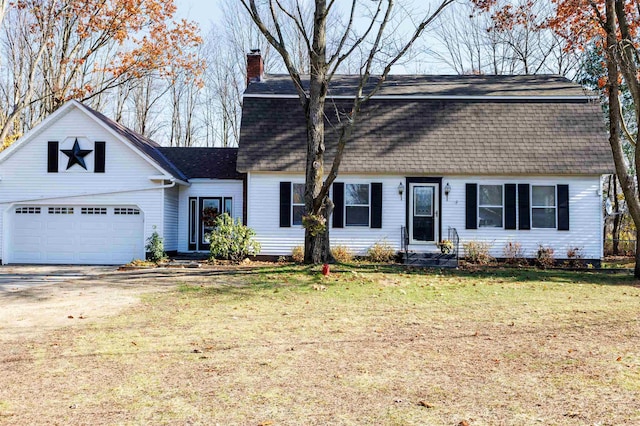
367, 240, 397, 263
208, 214, 261, 262
145, 227, 167, 263
536, 245, 555, 269
291, 245, 305, 263
503, 241, 525, 265
463, 241, 494, 265
332, 245, 354, 263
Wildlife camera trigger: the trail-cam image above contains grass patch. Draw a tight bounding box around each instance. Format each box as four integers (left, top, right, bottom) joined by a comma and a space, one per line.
1, 265, 639, 425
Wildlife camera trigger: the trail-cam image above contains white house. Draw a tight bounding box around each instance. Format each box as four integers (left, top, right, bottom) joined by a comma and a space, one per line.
0, 101, 244, 264
0, 55, 613, 265
237, 57, 613, 264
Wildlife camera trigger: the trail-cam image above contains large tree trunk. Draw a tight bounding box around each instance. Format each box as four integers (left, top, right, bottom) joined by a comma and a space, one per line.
303, 0, 333, 264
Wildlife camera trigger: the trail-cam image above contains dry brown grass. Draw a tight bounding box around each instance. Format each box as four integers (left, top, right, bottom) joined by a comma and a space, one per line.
1, 265, 639, 425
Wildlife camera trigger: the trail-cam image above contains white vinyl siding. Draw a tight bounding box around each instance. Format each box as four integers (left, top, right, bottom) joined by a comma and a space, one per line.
448, 177, 602, 260
248, 173, 405, 256
176, 179, 244, 252
163, 185, 179, 251
247, 173, 604, 260
0, 105, 173, 263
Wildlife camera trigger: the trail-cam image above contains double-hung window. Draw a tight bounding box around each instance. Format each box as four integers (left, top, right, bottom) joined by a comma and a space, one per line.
292, 183, 305, 226
345, 183, 370, 226
478, 184, 503, 228
532, 185, 556, 228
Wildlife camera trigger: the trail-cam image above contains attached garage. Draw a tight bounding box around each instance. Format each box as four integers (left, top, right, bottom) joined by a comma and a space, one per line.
7, 205, 144, 264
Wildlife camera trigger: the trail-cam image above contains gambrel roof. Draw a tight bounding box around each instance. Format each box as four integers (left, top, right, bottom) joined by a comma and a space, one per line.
238, 74, 613, 175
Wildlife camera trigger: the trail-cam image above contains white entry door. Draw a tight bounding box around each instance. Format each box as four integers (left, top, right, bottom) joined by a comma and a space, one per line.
409, 183, 439, 244
8, 205, 144, 264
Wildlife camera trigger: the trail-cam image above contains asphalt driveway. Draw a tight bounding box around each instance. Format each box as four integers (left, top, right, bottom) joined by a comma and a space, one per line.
0, 265, 117, 292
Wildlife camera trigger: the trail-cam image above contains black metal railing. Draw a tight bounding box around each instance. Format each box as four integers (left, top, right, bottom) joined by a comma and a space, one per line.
448, 227, 460, 261
401, 226, 409, 258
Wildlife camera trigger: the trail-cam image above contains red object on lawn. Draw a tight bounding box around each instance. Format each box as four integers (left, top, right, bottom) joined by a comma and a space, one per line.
322, 263, 330, 276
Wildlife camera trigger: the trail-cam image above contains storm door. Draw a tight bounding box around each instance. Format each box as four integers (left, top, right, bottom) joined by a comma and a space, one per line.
199, 197, 222, 250
409, 183, 439, 244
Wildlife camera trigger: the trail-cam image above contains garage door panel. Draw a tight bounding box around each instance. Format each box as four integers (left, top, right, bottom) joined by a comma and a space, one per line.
9, 205, 144, 265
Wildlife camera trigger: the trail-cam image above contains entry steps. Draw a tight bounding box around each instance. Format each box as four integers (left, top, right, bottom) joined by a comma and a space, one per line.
402, 251, 458, 268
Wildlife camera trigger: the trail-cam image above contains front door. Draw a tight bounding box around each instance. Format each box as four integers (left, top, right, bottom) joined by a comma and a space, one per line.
199, 197, 222, 250
409, 183, 439, 244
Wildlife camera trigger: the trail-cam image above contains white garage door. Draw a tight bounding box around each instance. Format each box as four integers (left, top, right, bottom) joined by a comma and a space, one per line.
9, 205, 144, 264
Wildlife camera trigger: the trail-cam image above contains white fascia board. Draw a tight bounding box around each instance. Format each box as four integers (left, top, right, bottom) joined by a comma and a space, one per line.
148, 175, 190, 186
0, 101, 77, 165
242, 93, 596, 101
73, 102, 177, 179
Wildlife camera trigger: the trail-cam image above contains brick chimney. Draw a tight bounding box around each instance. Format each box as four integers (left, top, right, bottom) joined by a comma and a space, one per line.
246, 49, 264, 86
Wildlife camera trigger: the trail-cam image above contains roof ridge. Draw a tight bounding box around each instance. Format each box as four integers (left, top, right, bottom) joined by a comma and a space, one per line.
74, 101, 187, 181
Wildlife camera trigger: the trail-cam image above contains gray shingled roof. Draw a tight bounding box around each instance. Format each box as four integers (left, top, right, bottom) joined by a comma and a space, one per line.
158, 147, 244, 179
238, 75, 612, 175
78, 102, 188, 181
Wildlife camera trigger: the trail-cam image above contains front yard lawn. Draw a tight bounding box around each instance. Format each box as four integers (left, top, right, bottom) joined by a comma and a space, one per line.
1, 265, 639, 425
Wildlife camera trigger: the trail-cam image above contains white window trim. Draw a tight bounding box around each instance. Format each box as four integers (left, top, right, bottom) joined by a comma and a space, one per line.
477, 184, 504, 228
291, 182, 305, 227
531, 185, 557, 229
345, 183, 371, 227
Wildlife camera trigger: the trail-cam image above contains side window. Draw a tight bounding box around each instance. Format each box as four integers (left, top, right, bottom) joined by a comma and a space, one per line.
531, 185, 556, 228
292, 183, 305, 226
478, 184, 503, 228
345, 183, 370, 226
224, 197, 233, 216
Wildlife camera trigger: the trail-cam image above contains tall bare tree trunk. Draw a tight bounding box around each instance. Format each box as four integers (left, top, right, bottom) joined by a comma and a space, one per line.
603, 0, 640, 277
303, 0, 334, 264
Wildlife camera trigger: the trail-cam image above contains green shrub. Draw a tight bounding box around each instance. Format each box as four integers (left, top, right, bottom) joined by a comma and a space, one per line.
536, 245, 555, 269
463, 241, 494, 265
367, 241, 397, 263
332, 245, 354, 263
503, 241, 525, 265
145, 227, 167, 263
208, 214, 261, 262
291, 245, 305, 263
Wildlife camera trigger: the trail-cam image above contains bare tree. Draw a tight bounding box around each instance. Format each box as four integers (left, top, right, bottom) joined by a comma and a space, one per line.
431, 0, 579, 76
240, 0, 454, 263
0, 0, 202, 147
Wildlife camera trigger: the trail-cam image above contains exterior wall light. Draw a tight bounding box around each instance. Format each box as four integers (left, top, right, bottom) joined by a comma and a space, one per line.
398, 182, 405, 200
444, 182, 451, 201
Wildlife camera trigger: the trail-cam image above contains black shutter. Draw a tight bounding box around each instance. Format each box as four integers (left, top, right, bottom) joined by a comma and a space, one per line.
371, 182, 382, 228
505, 184, 517, 230
279, 182, 291, 227
557, 184, 570, 230
518, 184, 530, 230
332, 182, 344, 228
47, 141, 58, 173
465, 183, 477, 229
94, 141, 105, 173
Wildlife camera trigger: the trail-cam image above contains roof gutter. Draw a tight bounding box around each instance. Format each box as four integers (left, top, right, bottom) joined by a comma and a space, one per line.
148, 175, 190, 186
0, 180, 182, 205
243, 93, 597, 101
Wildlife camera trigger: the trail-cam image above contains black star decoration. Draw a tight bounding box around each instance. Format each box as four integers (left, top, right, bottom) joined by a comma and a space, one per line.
61, 138, 92, 170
